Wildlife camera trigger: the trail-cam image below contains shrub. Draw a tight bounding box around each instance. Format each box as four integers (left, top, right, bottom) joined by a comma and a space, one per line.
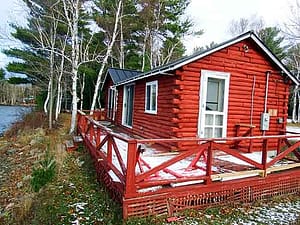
31, 151, 56, 192
5, 110, 47, 138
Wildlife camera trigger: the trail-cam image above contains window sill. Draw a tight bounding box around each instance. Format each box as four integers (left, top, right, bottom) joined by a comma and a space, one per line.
145, 110, 157, 115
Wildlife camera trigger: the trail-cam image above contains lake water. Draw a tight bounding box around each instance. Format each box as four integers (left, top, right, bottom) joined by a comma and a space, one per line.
0, 105, 32, 136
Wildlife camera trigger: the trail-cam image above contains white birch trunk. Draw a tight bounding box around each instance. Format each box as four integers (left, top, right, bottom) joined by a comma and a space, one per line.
141, 26, 149, 72
49, 48, 54, 129
119, 6, 124, 69
80, 73, 85, 111
297, 92, 300, 123
292, 85, 298, 123
44, 81, 51, 114
63, 0, 80, 134
90, 0, 123, 112
55, 39, 66, 121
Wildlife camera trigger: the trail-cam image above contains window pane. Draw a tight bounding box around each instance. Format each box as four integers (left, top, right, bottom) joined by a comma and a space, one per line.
215, 115, 223, 125
218, 80, 225, 112
206, 78, 225, 112
204, 127, 213, 138
205, 114, 213, 125
214, 128, 223, 138
151, 84, 157, 110
207, 81, 218, 103
146, 85, 151, 110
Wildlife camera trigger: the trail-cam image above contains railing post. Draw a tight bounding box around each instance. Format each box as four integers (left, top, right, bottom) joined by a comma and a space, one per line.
276, 138, 282, 155
262, 139, 268, 175
125, 140, 137, 198
205, 141, 213, 184
249, 127, 254, 153
95, 127, 101, 147
235, 125, 240, 149
107, 134, 112, 164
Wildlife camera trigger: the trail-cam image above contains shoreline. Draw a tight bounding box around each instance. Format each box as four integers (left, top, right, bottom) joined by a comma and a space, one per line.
0, 103, 36, 108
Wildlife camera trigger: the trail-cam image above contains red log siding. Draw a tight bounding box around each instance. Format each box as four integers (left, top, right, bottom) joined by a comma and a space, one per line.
103, 77, 114, 122
105, 38, 291, 151
114, 75, 178, 140
175, 39, 289, 150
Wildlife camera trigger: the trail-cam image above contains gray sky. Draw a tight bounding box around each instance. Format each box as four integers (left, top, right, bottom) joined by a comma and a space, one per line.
183, 0, 292, 54
0, 0, 27, 70
0, 0, 294, 68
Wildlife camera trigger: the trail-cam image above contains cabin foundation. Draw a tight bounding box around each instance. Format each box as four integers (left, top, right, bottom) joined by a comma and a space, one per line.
77, 111, 300, 219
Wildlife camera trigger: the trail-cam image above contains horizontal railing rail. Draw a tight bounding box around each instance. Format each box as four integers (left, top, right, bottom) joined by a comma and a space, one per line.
77, 111, 300, 199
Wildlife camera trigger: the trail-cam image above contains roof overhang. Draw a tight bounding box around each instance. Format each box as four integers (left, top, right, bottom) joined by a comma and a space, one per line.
114, 31, 299, 86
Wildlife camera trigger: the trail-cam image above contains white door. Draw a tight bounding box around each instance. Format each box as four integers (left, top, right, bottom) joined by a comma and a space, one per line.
198, 70, 230, 138
107, 87, 117, 121
122, 84, 134, 127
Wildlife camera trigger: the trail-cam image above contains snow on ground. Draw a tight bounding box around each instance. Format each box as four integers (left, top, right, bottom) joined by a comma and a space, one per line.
232, 201, 300, 225
96, 125, 300, 187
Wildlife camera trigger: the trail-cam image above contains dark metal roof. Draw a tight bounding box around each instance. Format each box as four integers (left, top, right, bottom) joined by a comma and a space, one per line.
113, 31, 299, 86
107, 68, 142, 84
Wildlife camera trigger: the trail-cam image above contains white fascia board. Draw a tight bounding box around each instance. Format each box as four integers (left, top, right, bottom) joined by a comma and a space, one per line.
114, 32, 298, 87
250, 34, 299, 85
114, 33, 252, 87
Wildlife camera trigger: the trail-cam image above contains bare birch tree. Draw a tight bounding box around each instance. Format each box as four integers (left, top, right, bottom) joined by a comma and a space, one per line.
90, 0, 123, 112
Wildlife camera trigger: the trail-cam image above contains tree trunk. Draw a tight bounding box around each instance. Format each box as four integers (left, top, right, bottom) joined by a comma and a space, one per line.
90, 0, 123, 112
44, 81, 50, 114
48, 47, 55, 129
80, 72, 85, 111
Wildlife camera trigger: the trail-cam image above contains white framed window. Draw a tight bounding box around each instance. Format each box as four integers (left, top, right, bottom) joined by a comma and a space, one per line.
145, 80, 158, 114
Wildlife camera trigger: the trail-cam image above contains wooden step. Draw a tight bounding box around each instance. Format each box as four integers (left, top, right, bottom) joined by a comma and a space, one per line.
65, 140, 77, 152
73, 135, 83, 143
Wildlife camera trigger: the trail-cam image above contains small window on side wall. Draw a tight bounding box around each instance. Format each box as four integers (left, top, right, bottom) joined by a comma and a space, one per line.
145, 80, 158, 114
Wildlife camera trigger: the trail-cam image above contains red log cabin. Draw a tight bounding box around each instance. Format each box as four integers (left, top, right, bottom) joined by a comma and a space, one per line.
102, 31, 299, 151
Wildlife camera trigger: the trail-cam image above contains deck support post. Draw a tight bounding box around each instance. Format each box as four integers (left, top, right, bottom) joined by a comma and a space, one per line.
205, 141, 213, 184
262, 139, 268, 176
107, 134, 112, 163
276, 138, 282, 155
125, 140, 138, 198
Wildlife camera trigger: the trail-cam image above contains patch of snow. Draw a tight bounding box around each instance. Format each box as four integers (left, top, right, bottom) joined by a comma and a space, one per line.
216, 152, 273, 167
108, 170, 121, 183
233, 200, 300, 225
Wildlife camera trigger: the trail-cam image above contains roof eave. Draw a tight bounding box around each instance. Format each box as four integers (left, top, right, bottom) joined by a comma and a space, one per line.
115, 32, 253, 87
114, 31, 299, 86
250, 33, 299, 85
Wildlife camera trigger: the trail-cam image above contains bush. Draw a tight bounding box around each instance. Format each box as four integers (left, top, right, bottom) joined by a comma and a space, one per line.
5, 110, 47, 138
31, 151, 56, 192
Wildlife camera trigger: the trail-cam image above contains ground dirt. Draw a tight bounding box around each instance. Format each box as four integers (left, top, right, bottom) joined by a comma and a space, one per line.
0, 114, 300, 225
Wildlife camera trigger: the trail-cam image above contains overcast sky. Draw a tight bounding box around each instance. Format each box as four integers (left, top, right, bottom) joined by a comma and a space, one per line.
183, 0, 293, 54
0, 0, 294, 68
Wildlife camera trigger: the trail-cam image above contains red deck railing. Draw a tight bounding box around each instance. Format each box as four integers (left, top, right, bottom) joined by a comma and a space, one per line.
77, 111, 300, 218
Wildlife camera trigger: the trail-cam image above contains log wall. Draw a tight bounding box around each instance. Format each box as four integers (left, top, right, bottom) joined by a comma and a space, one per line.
114, 75, 178, 140
105, 39, 291, 151
175, 39, 289, 150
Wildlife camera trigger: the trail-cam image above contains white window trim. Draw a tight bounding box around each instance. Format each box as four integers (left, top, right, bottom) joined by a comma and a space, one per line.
198, 70, 230, 139
107, 86, 117, 121
145, 80, 158, 114
122, 83, 135, 128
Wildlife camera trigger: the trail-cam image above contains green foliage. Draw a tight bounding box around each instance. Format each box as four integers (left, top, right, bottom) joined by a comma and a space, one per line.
0, 68, 5, 80
35, 91, 47, 111
258, 27, 287, 60
31, 151, 56, 192
7, 76, 30, 84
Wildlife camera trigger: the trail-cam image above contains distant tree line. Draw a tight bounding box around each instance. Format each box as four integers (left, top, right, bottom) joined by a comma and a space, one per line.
2, 0, 196, 132
0, 68, 37, 105
4, 0, 300, 132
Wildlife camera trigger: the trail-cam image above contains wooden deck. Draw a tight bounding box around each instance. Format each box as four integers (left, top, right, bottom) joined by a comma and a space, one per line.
77, 111, 300, 219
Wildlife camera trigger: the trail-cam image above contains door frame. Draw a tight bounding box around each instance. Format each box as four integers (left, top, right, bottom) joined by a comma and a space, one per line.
122, 83, 135, 128
198, 70, 230, 138
107, 86, 117, 121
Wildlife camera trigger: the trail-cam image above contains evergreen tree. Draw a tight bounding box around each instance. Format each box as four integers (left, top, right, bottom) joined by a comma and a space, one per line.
0, 68, 5, 80
258, 27, 286, 60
